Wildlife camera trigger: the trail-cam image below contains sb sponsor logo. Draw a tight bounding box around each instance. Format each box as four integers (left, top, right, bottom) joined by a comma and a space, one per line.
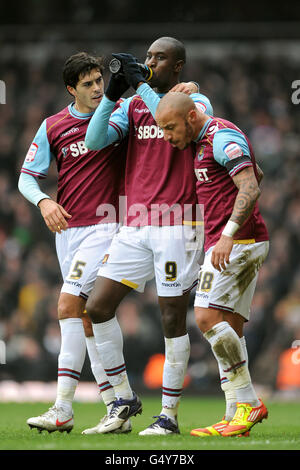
69, 140, 88, 157
137, 125, 164, 140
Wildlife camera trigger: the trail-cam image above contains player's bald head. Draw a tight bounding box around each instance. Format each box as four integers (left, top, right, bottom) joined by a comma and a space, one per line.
150, 37, 186, 63
156, 92, 195, 120
155, 92, 202, 150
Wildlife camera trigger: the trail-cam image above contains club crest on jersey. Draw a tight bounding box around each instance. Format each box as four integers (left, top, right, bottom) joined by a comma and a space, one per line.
62, 147, 68, 158
197, 145, 206, 161
224, 142, 243, 160
25, 143, 38, 162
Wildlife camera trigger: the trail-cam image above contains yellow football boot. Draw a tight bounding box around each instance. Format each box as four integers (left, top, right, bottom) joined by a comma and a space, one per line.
191, 419, 229, 437
221, 399, 268, 437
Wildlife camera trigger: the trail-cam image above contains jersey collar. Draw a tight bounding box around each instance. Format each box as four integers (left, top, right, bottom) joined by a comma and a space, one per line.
195, 117, 213, 142
68, 103, 94, 119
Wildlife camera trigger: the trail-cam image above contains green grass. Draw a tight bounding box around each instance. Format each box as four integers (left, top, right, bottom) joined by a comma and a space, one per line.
0, 397, 299, 451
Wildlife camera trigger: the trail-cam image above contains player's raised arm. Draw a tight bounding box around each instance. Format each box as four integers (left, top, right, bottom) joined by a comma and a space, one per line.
112, 53, 213, 119
138, 81, 213, 120
85, 71, 130, 150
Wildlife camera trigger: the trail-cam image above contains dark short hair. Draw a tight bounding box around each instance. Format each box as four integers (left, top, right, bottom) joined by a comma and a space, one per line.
63, 52, 104, 89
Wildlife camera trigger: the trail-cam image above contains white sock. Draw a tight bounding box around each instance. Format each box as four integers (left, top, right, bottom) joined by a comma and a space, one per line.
218, 336, 251, 420
92, 317, 133, 400
235, 336, 259, 406
161, 334, 190, 421
218, 362, 237, 421
204, 321, 259, 406
85, 335, 115, 411
240, 336, 248, 363
55, 318, 86, 413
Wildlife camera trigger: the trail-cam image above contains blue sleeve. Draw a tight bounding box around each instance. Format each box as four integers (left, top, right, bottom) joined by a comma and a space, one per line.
85, 96, 130, 150
21, 120, 53, 178
190, 92, 214, 117
136, 84, 213, 118
136, 83, 160, 117
213, 129, 253, 177
18, 172, 50, 207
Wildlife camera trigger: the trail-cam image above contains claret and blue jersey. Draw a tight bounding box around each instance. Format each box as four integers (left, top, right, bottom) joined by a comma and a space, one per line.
85, 83, 213, 226
20, 103, 126, 227
194, 117, 269, 251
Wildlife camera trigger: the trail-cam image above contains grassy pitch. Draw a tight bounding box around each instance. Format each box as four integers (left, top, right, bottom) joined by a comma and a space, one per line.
0, 397, 299, 452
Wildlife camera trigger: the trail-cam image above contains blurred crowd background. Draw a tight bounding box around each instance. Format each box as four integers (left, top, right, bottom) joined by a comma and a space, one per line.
1, 1, 300, 400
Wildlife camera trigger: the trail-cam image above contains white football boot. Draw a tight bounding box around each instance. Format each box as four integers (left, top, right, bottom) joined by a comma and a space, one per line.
27, 405, 74, 433
139, 414, 180, 435
94, 392, 142, 433
82, 415, 132, 434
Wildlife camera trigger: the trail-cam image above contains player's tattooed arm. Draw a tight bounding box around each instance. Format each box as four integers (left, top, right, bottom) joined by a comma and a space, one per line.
211, 166, 260, 272
231, 166, 261, 227
256, 163, 264, 185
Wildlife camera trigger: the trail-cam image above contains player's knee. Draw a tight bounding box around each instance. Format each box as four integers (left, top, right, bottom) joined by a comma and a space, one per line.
85, 295, 114, 323
161, 304, 187, 338
57, 297, 81, 320
194, 308, 223, 333
194, 312, 210, 333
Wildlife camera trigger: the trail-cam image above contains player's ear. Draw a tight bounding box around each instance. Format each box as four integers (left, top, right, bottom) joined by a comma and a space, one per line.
66, 85, 76, 98
187, 108, 197, 124
174, 60, 184, 73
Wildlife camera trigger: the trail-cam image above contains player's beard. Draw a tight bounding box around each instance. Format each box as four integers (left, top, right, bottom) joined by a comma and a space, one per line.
182, 120, 194, 149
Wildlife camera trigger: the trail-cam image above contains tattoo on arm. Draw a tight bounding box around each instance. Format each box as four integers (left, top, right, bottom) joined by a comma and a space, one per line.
256, 163, 264, 185
231, 167, 261, 227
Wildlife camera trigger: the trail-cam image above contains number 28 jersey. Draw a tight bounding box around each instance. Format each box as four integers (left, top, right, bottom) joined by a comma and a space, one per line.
194, 117, 269, 252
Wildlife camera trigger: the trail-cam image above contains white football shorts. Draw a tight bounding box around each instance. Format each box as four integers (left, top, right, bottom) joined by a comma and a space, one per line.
97, 224, 203, 297
55, 223, 120, 299
194, 240, 269, 320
